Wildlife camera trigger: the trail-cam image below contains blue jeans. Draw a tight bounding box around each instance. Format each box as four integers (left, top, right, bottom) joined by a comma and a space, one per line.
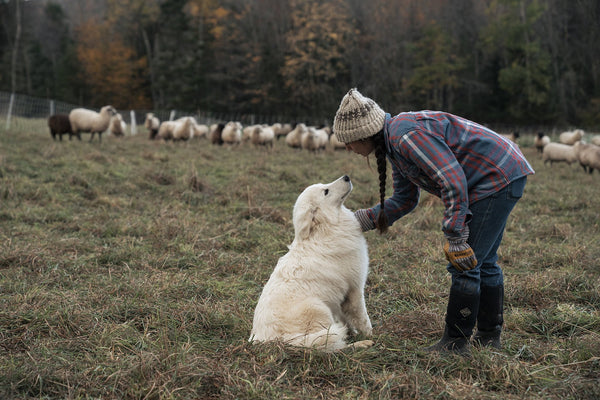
448, 177, 527, 294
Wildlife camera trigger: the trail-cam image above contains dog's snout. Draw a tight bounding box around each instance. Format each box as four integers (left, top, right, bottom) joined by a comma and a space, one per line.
343, 175, 350, 182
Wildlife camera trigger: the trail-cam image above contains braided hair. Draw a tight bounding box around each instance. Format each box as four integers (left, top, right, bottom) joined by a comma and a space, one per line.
372, 130, 389, 234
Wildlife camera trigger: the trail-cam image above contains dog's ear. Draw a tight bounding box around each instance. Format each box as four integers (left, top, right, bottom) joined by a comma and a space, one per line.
295, 206, 320, 240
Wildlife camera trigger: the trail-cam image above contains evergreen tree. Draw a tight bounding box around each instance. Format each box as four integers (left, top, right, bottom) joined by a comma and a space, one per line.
153, 0, 206, 109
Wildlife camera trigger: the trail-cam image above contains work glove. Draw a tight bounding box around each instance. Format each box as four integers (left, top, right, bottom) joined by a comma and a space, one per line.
444, 225, 477, 271
354, 209, 375, 232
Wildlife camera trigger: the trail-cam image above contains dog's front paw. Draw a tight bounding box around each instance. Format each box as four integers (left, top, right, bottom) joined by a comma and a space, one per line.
360, 320, 373, 336
348, 339, 374, 349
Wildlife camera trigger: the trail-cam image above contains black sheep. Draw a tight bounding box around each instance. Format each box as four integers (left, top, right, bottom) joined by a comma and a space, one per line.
48, 114, 77, 141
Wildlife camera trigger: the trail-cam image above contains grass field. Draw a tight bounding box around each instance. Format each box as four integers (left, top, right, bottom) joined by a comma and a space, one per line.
1, 121, 599, 399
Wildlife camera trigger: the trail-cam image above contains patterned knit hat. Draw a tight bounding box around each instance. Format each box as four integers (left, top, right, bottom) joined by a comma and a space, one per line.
333, 88, 386, 143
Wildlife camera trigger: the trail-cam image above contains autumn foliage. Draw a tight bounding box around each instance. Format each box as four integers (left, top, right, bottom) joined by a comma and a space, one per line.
75, 20, 151, 109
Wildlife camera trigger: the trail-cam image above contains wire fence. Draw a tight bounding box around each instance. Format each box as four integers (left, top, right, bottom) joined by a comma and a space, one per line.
0, 91, 330, 135
1, 91, 576, 144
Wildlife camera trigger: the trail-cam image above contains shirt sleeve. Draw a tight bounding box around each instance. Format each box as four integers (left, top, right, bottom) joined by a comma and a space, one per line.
399, 130, 470, 236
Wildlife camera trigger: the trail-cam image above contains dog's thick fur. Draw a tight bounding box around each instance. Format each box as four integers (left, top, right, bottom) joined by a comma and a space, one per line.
249, 175, 373, 351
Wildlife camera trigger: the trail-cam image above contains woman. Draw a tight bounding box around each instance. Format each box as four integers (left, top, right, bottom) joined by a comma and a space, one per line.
333, 88, 534, 354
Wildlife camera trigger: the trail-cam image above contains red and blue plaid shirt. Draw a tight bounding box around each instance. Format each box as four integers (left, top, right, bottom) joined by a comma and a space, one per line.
365, 111, 534, 236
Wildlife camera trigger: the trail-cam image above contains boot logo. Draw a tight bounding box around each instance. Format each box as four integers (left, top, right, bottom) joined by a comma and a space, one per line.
460, 307, 472, 318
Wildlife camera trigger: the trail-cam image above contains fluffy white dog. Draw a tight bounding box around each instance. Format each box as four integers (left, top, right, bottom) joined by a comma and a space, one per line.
249, 175, 373, 351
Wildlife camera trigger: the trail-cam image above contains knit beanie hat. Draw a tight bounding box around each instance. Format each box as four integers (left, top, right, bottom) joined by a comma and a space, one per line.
333, 88, 386, 143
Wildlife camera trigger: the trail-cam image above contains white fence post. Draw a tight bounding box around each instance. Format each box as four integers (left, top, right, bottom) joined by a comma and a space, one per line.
130, 110, 137, 135
50, 100, 55, 116
5, 92, 15, 130
169, 110, 176, 121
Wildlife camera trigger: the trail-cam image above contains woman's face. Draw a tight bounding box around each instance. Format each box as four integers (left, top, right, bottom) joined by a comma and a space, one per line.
345, 137, 375, 157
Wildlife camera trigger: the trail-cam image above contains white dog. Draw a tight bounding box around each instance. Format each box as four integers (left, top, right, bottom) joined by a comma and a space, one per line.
249, 175, 373, 351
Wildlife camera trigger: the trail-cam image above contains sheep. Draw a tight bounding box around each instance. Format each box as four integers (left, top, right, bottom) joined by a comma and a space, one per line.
157, 121, 178, 141
210, 123, 225, 145
109, 113, 126, 137
559, 129, 585, 145
285, 123, 308, 149
172, 117, 195, 141
329, 131, 346, 150
500, 131, 520, 143
573, 141, 600, 174
533, 132, 550, 154
69, 105, 117, 143
192, 121, 209, 139
251, 125, 275, 148
221, 121, 243, 145
145, 113, 160, 140
243, 124, 260, 142
48, 114, 74, 141
542, 142, 578, 166
273, 122, 294, 140
301, 127, 329, 152
591, 135, 600, 146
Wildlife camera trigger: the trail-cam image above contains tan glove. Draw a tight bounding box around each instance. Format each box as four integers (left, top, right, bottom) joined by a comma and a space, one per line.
444, 226, 477, 271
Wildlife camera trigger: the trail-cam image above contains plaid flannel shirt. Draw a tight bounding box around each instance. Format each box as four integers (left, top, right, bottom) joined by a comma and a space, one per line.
364, 111, 535, 236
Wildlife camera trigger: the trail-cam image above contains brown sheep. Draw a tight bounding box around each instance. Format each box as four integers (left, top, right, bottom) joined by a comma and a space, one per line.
210, 123, 225, 145
48, 114, 75, 141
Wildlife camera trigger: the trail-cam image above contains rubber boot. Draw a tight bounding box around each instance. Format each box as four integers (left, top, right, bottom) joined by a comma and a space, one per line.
423, 287, 479, 356
472, 284, 503, 349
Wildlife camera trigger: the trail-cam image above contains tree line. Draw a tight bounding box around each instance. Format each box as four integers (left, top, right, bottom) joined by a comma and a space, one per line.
1, 0, 599, 128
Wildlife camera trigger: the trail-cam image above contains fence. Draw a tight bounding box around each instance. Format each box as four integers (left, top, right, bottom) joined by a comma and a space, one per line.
0, 91, 330, 134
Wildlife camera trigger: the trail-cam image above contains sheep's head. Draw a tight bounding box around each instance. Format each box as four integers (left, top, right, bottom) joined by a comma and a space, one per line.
101, 105, 117, 116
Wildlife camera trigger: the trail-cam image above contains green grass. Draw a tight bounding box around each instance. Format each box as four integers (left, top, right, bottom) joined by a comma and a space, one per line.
1, 122, 599, 399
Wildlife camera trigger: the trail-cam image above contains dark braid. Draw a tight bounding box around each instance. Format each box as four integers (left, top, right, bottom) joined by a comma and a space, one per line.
372, 130, 389, 234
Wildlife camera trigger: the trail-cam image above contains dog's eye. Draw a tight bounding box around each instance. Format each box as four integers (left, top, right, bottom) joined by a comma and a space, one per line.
324, 189, 329, 196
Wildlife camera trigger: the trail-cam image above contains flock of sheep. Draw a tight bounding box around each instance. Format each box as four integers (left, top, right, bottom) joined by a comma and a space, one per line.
144, 113, 343, 152
46, 105, 600, 173
47, 104, 343, 152
534, 129, 600, 174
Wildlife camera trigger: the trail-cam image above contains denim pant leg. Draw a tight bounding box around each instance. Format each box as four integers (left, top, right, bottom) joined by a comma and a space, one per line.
448, 177, 527, 293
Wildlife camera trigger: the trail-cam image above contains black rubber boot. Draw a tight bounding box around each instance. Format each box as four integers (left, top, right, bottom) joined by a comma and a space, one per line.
423, 287, 479, 356
472, 284, 503, 349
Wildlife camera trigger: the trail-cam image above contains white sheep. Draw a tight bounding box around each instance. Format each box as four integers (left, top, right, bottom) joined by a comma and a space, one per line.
301, 127, 328, 152
251, 125, 275, 148
590, 135, 600, 146
273, 122, 294, 140
69, 105, 117, 143
574, 141, 600, 174
192, 121, 209, 139
285, 123, 308, 149
533, 132, 550, 154
243, 124, 260, 142
329, 131, 346, 150
172, 117, 195, 141
499, 131, 520, 143
221, 121, 243, 145
559, 129, 585, 145
109, 113, 127, 137
542, 142, 578, 166
157, 121, 178, 141
145, 113, 160, 140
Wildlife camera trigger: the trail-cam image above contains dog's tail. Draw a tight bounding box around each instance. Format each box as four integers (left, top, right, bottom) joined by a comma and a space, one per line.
285, 322, 349, 352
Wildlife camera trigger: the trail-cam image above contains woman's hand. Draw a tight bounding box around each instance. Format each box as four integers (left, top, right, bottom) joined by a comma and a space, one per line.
444, 226, 477, 271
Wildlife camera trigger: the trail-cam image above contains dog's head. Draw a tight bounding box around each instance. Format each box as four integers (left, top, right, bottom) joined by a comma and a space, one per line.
293, 175, 353, 240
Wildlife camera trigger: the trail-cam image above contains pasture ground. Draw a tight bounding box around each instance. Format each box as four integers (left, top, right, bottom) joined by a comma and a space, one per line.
1, 122, 599, 399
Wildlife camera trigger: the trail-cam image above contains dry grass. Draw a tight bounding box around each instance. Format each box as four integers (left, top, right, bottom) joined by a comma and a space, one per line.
0, 123, 599, 399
